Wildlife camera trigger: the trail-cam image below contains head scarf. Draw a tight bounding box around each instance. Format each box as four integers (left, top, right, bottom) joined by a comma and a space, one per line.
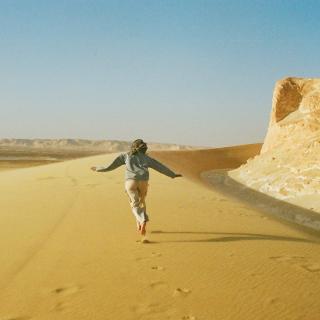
129, 139, 148, 155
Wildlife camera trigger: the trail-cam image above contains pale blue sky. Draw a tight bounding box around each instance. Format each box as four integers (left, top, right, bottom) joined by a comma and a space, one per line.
1, 0, 319, 147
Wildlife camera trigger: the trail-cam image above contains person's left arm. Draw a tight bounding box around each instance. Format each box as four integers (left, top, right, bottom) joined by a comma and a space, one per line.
147, 156, 182, 178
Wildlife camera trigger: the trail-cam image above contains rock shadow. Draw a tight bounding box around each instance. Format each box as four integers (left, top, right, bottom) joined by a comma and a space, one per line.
201, 170, 320, 237
151, 230, 318, 244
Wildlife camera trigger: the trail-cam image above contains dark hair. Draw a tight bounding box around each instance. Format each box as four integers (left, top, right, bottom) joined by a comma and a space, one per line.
129, 139, 148, 155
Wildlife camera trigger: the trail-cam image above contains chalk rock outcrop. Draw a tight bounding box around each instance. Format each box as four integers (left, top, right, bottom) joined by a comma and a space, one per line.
230, 77, 320, 211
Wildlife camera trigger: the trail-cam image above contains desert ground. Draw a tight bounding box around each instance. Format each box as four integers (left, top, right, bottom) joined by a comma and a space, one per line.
0, 145, 319, 320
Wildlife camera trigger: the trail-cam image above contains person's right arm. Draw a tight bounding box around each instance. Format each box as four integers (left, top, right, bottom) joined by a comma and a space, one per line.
91, 154, 125, 172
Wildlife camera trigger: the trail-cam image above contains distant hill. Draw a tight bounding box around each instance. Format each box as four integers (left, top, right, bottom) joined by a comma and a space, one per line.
0, 139, 197, 158
0, 139, 196, 152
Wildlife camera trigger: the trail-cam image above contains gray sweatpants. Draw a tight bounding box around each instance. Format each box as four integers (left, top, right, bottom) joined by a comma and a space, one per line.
125, 179, 149, 224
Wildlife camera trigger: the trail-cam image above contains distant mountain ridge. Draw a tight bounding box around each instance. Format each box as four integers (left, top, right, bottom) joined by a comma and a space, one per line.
0, 138, 197, 152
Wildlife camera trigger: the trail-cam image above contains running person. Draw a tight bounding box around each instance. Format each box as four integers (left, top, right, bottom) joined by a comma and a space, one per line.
91, 139, 182, 239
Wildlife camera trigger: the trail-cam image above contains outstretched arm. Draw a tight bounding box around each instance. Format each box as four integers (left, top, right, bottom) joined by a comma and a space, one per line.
91, 154, 125, 172
147, 156, 182, 178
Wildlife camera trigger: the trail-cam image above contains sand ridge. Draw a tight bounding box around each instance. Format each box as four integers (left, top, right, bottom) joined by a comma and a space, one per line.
0, 149, 319, 320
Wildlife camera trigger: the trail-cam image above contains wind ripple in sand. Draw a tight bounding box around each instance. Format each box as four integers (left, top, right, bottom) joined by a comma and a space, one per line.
135, 251, 162, 261
47, 284, 82, 312
37, 176, 59, 181
0, 317, 31, 320
269, 255, 320, 273
131, 302, 176, 317
50, 301, 70, 312
149, 281, 168, 289
173, 287, 192, 297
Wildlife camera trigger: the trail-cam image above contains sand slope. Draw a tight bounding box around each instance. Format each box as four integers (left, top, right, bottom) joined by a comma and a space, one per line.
150, 143, 262, 181
0, 149, 320, 320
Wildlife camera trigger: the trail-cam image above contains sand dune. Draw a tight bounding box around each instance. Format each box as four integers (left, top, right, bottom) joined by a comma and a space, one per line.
0, 149, 320, 320
150, 143, 262, 181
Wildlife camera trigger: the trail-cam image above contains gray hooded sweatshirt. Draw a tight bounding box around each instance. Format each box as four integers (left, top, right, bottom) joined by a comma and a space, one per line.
96, 152, 177, 180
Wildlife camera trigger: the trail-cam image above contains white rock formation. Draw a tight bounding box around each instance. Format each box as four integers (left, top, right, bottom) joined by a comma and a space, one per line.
230, 77, 320, 211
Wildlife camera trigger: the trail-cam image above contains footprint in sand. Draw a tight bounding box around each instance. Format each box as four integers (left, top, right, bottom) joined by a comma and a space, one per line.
51, 284, 81, 296
239, 213, 251, 217
151, 266, 165, 271
173, 287, 192, 297
269, 255, 320, 273
151, 252, 162, 257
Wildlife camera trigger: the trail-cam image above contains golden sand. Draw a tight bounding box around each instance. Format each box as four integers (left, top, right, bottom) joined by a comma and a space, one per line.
0, 147, 319, 320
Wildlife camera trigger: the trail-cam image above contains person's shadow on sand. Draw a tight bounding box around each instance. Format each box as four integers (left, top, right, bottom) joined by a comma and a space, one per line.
151, 230, 319, 244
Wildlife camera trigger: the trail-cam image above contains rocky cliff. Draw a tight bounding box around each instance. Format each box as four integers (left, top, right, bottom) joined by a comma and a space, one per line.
230, 77, 320, 211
